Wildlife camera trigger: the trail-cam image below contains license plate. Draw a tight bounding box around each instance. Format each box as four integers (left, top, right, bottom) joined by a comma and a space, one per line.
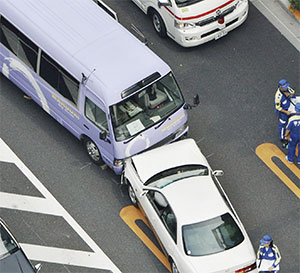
215, 30, 227, 40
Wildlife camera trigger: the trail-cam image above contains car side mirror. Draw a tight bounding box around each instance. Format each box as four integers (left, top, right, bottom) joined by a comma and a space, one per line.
158, 0, 171, 8
99, 130, 107, 140
140, 190, 148, 197
35, 263, 42, 272
213, 170, 224, 177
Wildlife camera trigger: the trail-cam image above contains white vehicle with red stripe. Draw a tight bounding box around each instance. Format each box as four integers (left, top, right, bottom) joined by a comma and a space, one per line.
132, 0, 248, 47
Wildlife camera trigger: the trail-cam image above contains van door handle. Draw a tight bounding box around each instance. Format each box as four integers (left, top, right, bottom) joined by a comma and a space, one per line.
84, 124, 89, 130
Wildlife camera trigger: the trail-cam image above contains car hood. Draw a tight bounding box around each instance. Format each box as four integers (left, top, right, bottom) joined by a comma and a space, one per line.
186, 239, 256, 273
0, 250, 36, 273
130, 139, 208, 183
174, 0, 237, 21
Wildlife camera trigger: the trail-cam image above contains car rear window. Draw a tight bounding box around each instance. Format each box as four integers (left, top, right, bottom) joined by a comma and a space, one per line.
182, 213, 244, 256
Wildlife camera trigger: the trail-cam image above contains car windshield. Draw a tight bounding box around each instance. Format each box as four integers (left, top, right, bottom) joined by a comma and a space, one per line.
175, 0, 204, 8
110, 72, 184, 141
0, 223, 18, 259
182, 213, 244, 256
145, 164, 208, 188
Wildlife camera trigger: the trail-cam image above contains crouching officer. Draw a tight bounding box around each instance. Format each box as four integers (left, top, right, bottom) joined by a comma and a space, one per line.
284, 102, 300, 164
257, 235, 281, 272
274, 79, 296, 147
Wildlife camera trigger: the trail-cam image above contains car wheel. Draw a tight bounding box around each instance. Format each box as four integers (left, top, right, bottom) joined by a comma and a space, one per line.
84, 138, 102, 165
151, 10, 167, 37
171, 259, 180, 273
128, 183, 138, 208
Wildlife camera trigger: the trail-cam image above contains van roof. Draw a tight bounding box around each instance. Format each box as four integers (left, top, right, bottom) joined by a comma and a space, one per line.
1, 0, 170, 105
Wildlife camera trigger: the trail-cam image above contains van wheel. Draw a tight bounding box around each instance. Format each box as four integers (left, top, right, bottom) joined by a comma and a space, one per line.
151, 11, 167, 37
171, 259, 179, 273
84, 138, 102, 165
128, 183, 138, 208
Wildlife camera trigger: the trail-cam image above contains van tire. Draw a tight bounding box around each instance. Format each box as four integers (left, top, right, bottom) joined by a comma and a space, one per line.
151, 10, 167, 37
84, 137, 102, 165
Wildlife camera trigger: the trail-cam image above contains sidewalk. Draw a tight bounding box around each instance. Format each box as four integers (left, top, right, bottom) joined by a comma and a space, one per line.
278, 0, 300, 23
250, 0, 300, 52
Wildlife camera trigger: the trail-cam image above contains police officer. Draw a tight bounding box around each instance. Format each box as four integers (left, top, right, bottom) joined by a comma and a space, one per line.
284, 102, 300, 164
274, 79, 296, 146
257, 235, 281, 272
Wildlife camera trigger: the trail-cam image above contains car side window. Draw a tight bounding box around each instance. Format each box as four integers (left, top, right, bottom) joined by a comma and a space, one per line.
147, 191, 177, 242
161, 206, 177, 242
85, 97, 109, 135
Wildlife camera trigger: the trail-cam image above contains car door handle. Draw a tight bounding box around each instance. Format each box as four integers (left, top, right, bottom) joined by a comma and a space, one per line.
84, 124, 89, 130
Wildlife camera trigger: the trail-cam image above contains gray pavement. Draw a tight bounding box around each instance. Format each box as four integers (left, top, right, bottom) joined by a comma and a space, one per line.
250, 0, 300, 51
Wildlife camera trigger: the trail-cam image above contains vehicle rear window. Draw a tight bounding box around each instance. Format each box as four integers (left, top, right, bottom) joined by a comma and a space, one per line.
182, 213, 244, 256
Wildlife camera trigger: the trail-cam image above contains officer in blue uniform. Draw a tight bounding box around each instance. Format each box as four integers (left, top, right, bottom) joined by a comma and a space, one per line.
257, 235, 281, 272
274, 79, 296, 146
284, 102, 300, 164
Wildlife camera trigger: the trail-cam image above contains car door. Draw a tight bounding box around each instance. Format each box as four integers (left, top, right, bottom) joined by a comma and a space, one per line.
139, 190, 178, 257
82, 92, 114, 166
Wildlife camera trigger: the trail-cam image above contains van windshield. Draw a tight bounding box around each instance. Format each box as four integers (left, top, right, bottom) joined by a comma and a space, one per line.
110, 73, 184, 141
175, 0, 204, 8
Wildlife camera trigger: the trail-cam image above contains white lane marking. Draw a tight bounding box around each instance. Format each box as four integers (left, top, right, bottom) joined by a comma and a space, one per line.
20, 244, 115, 270
0, 138, 121, 273
0, 192, 62, 216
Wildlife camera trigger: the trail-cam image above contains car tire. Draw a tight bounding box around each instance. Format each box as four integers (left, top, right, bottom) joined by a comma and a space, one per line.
128, 183, 138, 208
84, 137, 102, 165
171, 259, 180, 273
151, 10, 167, 37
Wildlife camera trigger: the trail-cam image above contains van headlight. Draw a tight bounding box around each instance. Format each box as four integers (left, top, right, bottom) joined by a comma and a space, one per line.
114, 159, 124, 167
174, 20, 195, 29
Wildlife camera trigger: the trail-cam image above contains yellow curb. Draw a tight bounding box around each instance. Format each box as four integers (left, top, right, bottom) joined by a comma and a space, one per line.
289, 5, 300, 21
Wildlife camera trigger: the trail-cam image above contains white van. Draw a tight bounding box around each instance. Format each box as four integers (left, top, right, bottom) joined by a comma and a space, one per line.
132, 0, 248, 47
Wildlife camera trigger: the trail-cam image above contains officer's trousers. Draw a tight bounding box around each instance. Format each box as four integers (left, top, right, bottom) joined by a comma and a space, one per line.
287, 135, 300, 163
278, 112, 289, 141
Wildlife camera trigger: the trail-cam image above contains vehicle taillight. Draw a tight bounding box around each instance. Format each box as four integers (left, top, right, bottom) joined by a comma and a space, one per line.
236, 262, 257, 273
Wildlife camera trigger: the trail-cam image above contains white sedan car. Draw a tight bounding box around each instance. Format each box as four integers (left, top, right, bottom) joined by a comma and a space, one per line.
122, 139, 258, 273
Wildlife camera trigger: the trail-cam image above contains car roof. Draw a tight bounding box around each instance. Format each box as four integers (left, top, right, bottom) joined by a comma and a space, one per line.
161, 175, 229, 226
131, 139, 209, 183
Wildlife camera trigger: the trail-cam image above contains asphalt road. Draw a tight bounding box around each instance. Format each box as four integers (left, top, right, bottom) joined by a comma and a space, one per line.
0, 1, 299, 273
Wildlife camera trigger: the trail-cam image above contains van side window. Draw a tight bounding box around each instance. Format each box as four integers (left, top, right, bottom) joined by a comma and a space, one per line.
40, 52, 79, 105
85, 98, 109, 135
0, 16, 38, 71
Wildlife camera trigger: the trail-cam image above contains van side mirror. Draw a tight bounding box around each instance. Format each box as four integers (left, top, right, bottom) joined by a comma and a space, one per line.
183, 94, 200, 110
158, 0, 171, 8
193, 94, 200, 105
99, 130, 107, 140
